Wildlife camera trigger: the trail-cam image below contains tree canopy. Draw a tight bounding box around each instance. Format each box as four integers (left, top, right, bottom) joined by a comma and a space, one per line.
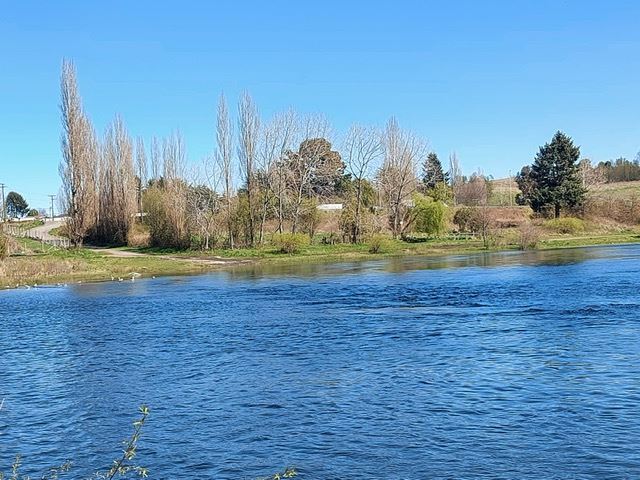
422, 152, 449, 190
6, 191, 29, 218
516, 131, 585, 218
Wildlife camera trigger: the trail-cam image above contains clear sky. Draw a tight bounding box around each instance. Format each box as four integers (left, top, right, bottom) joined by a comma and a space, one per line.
1, 0, 639, 210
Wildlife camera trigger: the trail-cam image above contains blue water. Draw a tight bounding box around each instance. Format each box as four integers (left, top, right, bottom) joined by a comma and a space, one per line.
1, 245, 640, 479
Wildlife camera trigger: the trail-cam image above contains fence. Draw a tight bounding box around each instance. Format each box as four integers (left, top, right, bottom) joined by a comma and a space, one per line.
1, 223, 71, 249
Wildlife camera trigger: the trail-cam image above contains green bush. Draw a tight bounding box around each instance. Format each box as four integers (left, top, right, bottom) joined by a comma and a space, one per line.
272, 233, 310, 254
368, 234, 392, 254
544, 217, 585, 234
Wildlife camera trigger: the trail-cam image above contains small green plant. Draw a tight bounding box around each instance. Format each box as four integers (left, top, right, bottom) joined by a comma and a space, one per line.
544, 217, 585, 234
272, 233, 310, 254
368, 234, 392, 254
1, 406, 149, 480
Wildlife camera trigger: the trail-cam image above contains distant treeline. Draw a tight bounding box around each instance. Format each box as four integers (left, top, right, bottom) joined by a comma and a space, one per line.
596, 157, 640, 183
56, 60, 638, 250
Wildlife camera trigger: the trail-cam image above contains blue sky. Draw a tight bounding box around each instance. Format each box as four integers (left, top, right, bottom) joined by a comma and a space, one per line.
1, 0, 639, 210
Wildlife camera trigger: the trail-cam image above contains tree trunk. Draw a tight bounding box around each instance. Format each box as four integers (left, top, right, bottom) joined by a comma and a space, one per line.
555, 203, 560, 218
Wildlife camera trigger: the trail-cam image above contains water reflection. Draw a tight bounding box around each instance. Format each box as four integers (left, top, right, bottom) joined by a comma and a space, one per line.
224, 244, 634, 281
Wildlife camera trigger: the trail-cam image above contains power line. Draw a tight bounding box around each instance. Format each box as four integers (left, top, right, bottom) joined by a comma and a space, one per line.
48, 195, 56, 221
0, 183, 5, 222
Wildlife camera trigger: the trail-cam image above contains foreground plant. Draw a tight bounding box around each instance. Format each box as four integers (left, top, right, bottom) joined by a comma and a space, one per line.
2, 405, 297, 479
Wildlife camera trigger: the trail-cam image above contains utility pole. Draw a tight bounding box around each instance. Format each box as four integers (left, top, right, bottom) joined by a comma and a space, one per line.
48, 194, 56, 222
508, 170, 513, 207
0, 183, 5, 222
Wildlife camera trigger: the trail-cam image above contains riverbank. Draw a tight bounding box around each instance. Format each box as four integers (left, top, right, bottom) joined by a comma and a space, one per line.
2, 231, 640, 289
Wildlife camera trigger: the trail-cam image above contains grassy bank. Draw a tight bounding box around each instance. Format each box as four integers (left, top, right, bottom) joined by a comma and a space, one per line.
3, 229, 640, 289
0, 237, 213, 287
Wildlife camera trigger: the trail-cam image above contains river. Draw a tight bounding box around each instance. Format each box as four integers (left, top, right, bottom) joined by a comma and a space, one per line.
1, 245, 639, 479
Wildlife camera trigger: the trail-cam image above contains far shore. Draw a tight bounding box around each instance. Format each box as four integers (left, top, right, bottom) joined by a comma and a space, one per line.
2, 232, 639, 290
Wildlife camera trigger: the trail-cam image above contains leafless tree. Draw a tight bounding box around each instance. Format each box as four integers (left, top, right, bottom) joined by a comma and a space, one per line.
157, 131, 190, 248
287, 114, 332, 233
135, 137, 147, 222
579, 158, 606, 191
188, 157, 222, 250
59, 59, 99, 246
216, 93, 235, 248
343, 124, 382, 242
150, 136, 161, 182
237, 91, 260, 246
449, 152, 463, 205
97, 116, 136, 245
258, 109, 296, 240
456, 170, 490, 206
378, 117, 425, 238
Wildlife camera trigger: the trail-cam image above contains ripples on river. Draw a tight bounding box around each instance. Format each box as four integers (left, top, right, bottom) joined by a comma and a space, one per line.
1, 245, 639, 479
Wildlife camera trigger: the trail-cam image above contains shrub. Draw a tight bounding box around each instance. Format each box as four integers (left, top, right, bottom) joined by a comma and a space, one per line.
272, 233, 310, 254
518, 223, 541, 250
0, 233, 9, 260
127, 223, 150, 247
453, 207, 475, 232
543, 217, 585, 234
299, 198, 322, 238
368, 234, 392, 254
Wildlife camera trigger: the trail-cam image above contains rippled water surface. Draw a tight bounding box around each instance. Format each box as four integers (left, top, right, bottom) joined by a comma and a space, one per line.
1, 245, 640, 479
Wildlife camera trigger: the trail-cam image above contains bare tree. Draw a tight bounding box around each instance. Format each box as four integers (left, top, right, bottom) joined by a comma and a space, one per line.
378, 117, 425, 238
237, 92, 260, 246
216, 93, 235, 248
150, 136, 161, 183
59, 59, 99, 246
258, 109, 296, 240
188, 157, 222, 250
456, 170, 490, 206
287, 114, 332, 233
449, 152, 463, 205
343, 124, 382, 242
135, 137, 147, 222
579, 158, 606, 191
97, 116, 136, 245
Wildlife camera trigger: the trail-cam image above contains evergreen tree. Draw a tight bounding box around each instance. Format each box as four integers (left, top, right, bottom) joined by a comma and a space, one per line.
518, 131, 585, 218
422, 152, 449, 189
5, 191, 29, 218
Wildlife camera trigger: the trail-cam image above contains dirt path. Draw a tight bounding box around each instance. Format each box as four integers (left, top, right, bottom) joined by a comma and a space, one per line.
90, 248, 252, 266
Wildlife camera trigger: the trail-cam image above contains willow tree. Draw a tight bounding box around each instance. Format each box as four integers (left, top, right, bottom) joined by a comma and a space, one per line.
59, 59, 99, 246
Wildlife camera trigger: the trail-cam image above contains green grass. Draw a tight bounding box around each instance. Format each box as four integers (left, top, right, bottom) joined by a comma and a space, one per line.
7, 219, 44, 230
3, 229, 640, 288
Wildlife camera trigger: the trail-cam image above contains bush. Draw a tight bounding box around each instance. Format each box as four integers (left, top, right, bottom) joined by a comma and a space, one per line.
453, 207, 475, 232
518, 223, 541, 250
0, 233, 9, 260
272, 233, 310, 254
543, 217, 585, 234
368, 234, 392, 254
